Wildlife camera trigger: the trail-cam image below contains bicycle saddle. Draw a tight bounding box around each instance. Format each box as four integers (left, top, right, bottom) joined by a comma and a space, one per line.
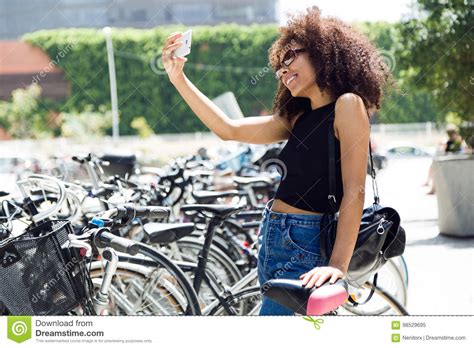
232, 176, 273, 186
181, 204, 245, 220
234, 210, 264, 220
143, 222, 195, 244
191, 190, 239, 204
261, 278, 349, 315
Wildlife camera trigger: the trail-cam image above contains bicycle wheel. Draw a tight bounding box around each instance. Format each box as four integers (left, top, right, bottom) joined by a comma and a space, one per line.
342, 258, 407, 315
177, 237, 243, 283
394, 255, 409, 288
175, 237, 243, 305
340, 281, 409, 316
208, 286, 262, 316
362, 282, 408, 315
88, 258, 201, 315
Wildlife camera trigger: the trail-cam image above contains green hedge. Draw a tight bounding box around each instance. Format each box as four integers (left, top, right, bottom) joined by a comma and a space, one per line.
23, 23, 442, 135
24, 25, 279, 135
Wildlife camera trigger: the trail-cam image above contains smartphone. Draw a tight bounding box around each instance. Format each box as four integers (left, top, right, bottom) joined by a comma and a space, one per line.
173, 30, 192, 58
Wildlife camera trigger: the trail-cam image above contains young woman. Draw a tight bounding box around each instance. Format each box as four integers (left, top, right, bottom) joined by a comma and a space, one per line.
162, 6, 393, 315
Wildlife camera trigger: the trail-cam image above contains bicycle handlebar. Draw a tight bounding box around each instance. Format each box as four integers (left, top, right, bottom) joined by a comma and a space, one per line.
76, 204, 169, 257
16, 174, 66, 223
97, 204, 171, 221
94, 229, 140, 255
72, 154, 110, 167
88, 204, 170, 254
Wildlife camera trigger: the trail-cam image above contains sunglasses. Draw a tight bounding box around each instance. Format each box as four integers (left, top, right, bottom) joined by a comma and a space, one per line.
275, 48, 307, 80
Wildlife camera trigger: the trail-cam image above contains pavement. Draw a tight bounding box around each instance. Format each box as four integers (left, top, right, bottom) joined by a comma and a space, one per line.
369, 156, 474, 315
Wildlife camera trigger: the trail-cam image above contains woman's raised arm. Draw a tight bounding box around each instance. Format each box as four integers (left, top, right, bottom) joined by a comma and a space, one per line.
162, 32, 291, 144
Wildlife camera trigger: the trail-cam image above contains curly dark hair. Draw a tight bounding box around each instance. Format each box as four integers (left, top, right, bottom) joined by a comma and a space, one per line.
270, 6, 394, 121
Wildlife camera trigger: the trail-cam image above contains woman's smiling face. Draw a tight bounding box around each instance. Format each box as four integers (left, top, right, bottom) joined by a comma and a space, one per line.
276, 44, 317, 98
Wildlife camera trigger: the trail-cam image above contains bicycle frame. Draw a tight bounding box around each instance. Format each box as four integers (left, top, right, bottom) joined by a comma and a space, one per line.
201, 268, 258, 315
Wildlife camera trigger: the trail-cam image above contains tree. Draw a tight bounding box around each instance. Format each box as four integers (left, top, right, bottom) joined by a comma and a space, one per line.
357, 21, 443, 124
397, 0, 473, 122
0, 84, 54, 138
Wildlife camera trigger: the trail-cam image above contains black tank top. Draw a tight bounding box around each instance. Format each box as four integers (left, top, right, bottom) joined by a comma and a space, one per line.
274, 100, 344, 213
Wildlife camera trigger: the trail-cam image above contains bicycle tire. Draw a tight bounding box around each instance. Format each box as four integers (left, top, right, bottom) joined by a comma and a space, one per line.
341, 281, 409, 316
397, 255, 409, 287
88, 256, 201, 315
342, 258, 407, 315
364, 282, 409, 315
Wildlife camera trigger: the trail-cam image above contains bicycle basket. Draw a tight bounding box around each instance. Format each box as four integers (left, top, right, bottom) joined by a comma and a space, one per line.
0, 220, 95, 315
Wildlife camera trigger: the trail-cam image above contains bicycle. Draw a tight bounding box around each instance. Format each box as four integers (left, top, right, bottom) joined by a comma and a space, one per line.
1, 148, 410, 317
262, 277, 409, 316
1, 176, 201, 315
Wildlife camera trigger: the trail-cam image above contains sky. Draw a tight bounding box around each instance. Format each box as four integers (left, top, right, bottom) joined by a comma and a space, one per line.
278, 0, 417, 24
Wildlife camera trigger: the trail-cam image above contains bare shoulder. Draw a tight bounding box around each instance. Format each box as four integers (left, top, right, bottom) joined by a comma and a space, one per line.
336, 93, 365, 108
334, 93, 369, 140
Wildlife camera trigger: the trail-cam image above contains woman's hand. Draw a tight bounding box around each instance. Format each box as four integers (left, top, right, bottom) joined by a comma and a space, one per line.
299, 265, 346, 288
162, 32, 188, 84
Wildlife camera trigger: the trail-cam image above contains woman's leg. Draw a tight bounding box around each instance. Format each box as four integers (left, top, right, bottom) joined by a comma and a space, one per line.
257, 211, 327, 315
258, 246, 295, 315
257, 212, 293, 315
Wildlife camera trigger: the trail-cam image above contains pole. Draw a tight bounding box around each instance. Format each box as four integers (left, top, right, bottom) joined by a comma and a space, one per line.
103, 27, 119, 143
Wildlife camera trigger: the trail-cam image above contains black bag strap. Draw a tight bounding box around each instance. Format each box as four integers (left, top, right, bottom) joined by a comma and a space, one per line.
327, 117, 338, 214
327, 108, 379, 214
348, 273, 378, 307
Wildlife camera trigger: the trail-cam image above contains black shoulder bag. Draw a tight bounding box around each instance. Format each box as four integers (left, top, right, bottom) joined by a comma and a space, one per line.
319, 112, 406, 304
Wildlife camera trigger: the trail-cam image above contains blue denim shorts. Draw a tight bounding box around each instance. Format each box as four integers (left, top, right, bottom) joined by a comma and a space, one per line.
257, 199, 329, 315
